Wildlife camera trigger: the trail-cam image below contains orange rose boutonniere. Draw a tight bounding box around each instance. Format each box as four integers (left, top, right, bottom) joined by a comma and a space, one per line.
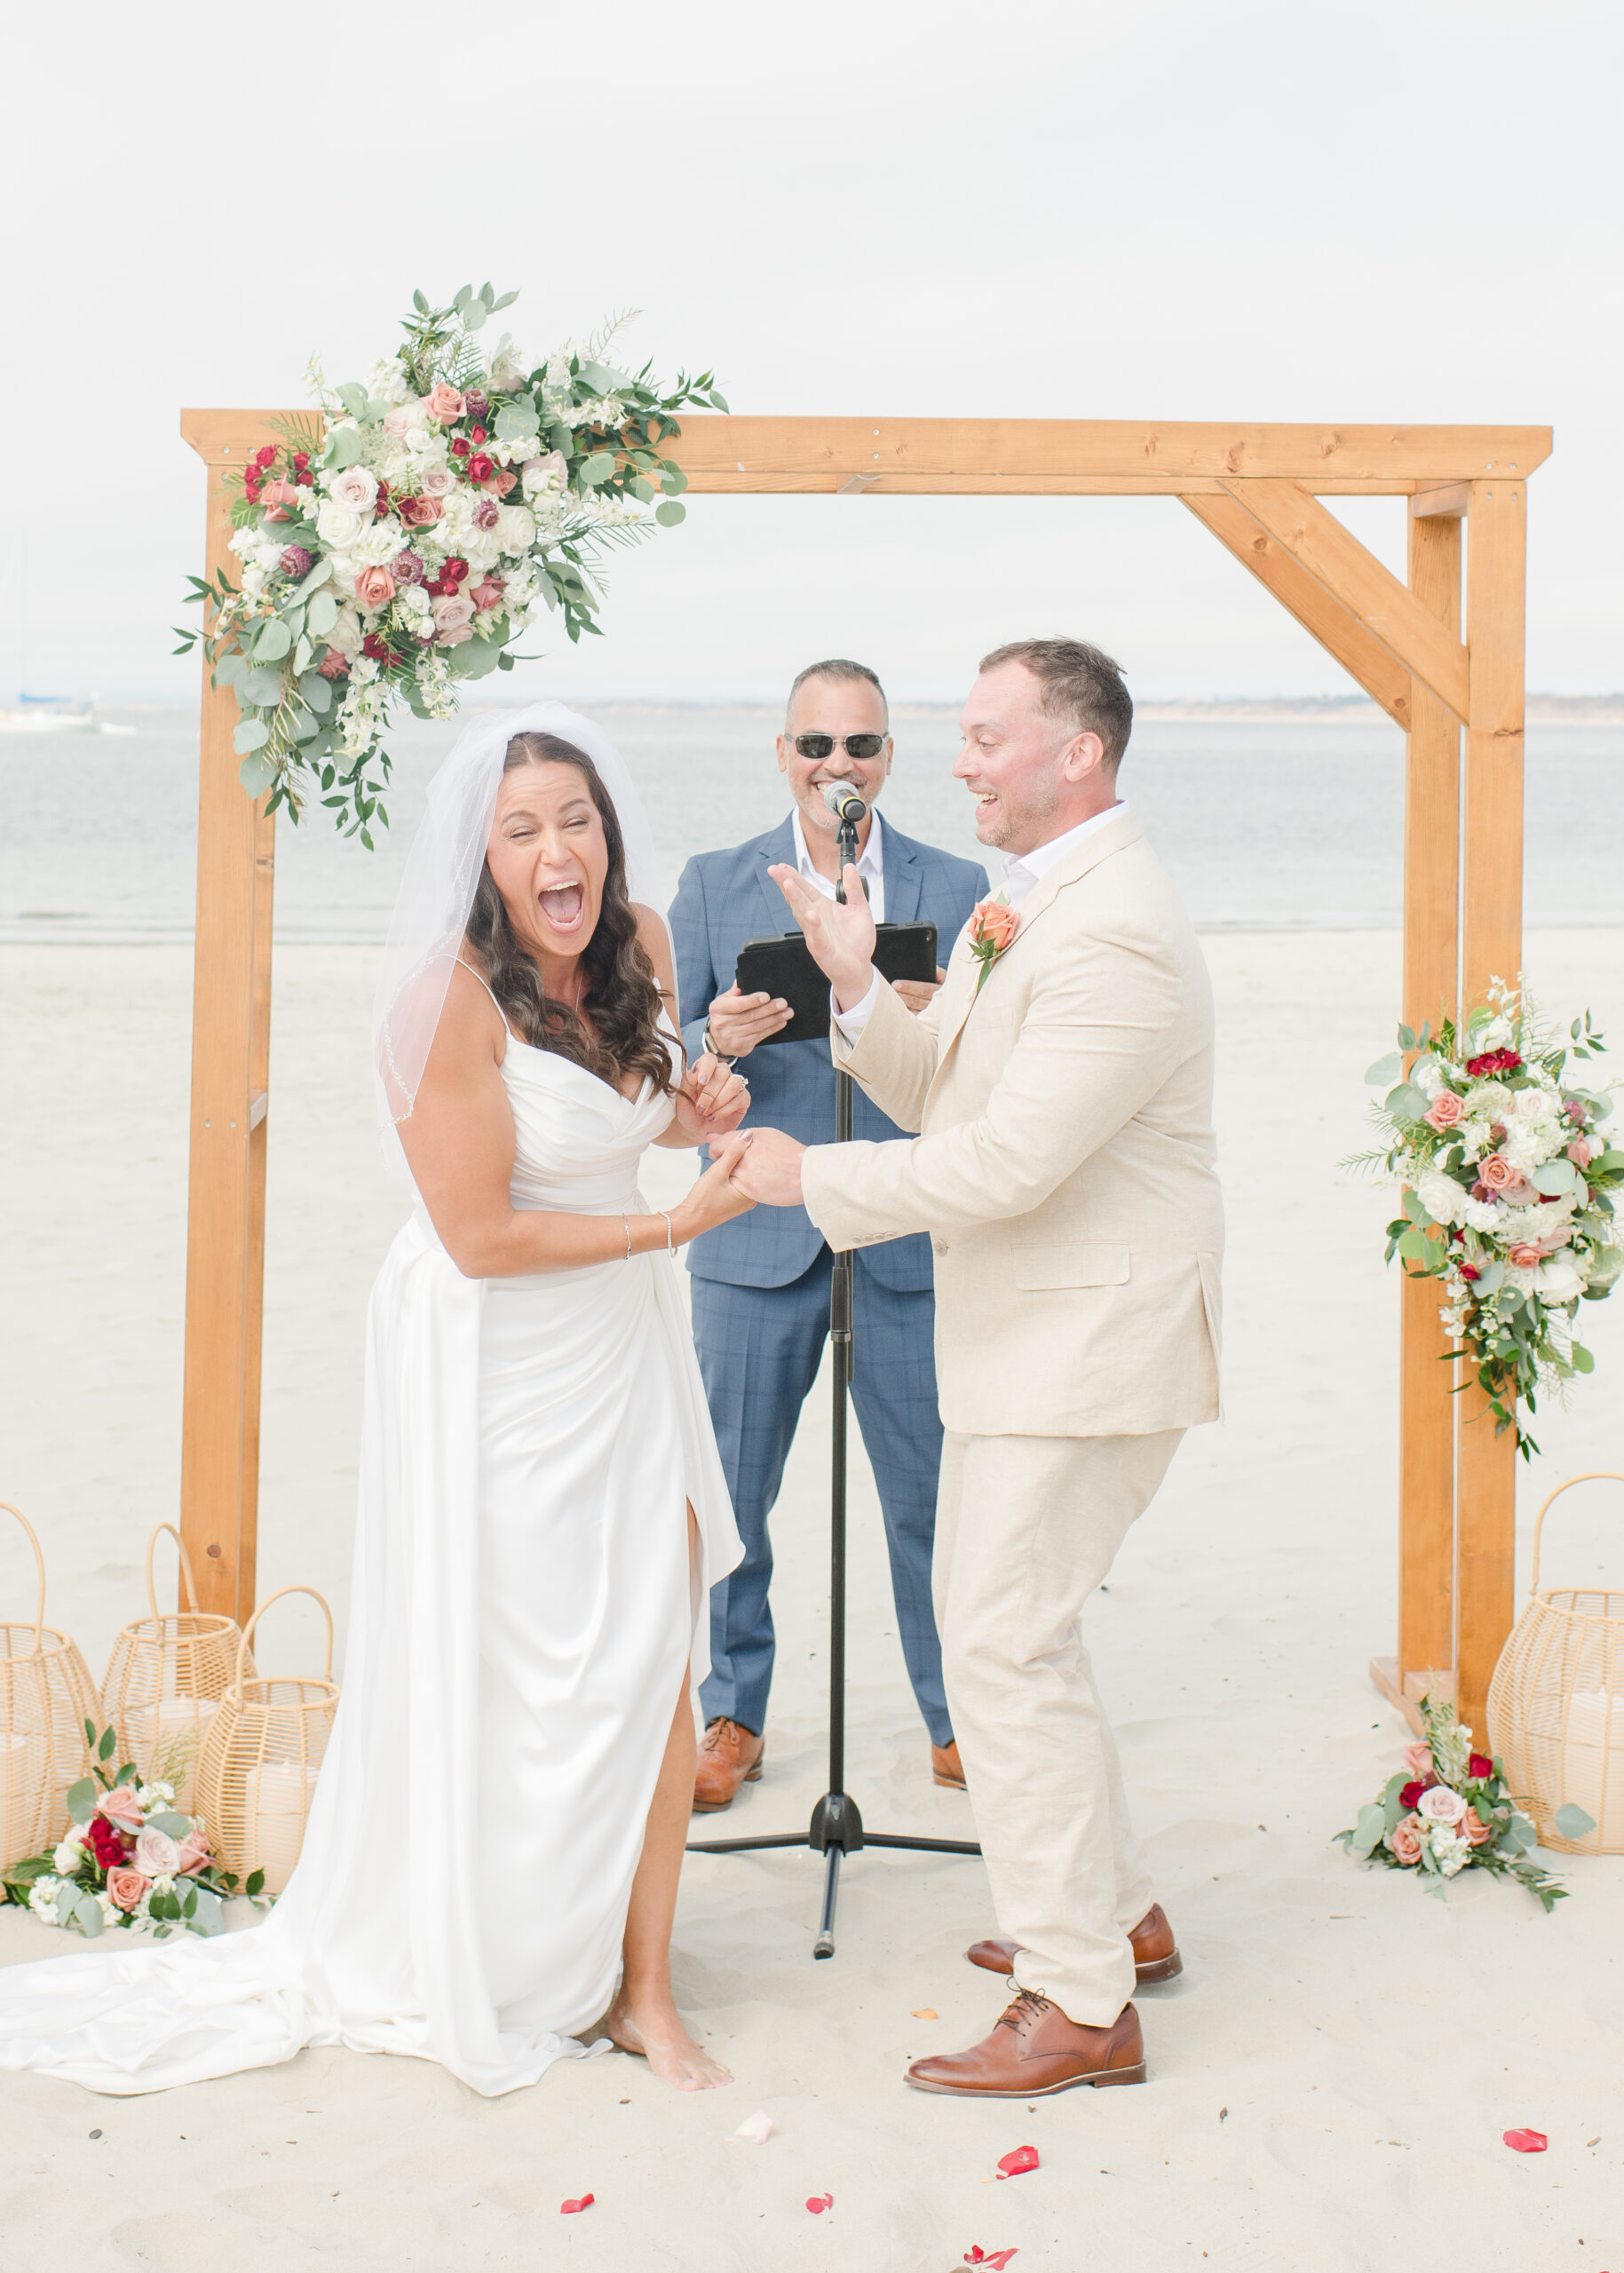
968, 892, 1020, 994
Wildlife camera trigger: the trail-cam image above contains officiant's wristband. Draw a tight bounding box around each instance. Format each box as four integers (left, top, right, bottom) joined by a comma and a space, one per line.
701, 1025, 738, 1066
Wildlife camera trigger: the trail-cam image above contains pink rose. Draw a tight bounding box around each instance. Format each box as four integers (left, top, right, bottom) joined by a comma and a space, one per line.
1390, 1816, 1423, 1866
99, 1785, 145, 1833
107, 1867, 149, 1913
328, 465, 379, 514
491, 470, 518, 497
383, 400, 425, 438
432, 594, 475, 635
1479, 1154, 1519, 1191
259, 478, 304, 523
425, 382, 464, 424
471, 575, 505, 613
970, 897, 1021, 954
316, 650, 350, 680
355, 566, 396, 613
398, 495, 443, 528
1509, 1242, 1542, 1270
1462, 1807, 1493, 1848
1400, 1742, 1433, 1781
1425, 1092, 1465, 1130
439, 623, 473, 647
1417, 1783, 1467, 1826
133, 1827, 181, 1877
174, 1830, 212, 1875
418, 464, 456, 499
1568, 1137, 1596, 1168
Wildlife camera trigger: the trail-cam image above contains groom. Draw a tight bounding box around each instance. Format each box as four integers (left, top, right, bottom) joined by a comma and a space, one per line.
724, 638, 1223, 2096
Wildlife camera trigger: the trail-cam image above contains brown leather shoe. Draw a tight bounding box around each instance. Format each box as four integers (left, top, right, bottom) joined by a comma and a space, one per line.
931, 1740, 966, 1790
907, 1990, 1145, 2097
964, 1903, 1183, 1986
692, 1718, 764, 1812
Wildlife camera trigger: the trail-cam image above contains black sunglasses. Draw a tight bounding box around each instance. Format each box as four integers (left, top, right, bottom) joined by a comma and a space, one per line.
792, 733, 888, 762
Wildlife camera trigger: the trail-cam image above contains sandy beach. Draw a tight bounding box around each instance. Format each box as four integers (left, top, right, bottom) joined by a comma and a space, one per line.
3, 931, 1622, 2272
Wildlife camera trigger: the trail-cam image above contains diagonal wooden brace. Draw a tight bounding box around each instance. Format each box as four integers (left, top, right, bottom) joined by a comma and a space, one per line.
1183, 492, 1413, 729
1217, 478, 1470, 722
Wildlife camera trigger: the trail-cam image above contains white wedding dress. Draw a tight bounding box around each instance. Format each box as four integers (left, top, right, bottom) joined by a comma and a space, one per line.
0, 1002, 741, 2096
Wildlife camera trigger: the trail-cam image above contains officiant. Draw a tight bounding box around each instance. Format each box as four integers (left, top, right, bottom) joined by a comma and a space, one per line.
670, 659, 988, 1810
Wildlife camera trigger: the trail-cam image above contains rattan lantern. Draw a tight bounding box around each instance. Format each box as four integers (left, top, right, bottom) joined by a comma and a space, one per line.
1, 1501, 100, 1866
195, 1586, 337, 1894
1488, 1471, 1624, 1857
102, 1524, 253, 1815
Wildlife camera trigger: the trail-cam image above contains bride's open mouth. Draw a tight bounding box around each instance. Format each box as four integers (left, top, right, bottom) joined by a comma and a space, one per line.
538, 882, 586, 933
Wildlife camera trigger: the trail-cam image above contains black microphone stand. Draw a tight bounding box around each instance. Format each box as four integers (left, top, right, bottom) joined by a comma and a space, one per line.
687, 810, 980, 1958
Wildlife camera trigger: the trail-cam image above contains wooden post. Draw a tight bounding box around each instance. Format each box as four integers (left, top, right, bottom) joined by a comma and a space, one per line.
177, 418, 279, 1621
1454, 477, 1527, 1732
1394, 503, 1463, 1709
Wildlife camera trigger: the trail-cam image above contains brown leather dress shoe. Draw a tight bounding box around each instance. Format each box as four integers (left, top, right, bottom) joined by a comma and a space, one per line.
692, 1718, 764, 1812
931, 1740, 966, 1790
964, 1903, 1183, 1986
907, 1990, 1145, 2097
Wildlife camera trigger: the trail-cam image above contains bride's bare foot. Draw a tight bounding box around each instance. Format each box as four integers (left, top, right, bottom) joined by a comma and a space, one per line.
601, 1989, 733, 2091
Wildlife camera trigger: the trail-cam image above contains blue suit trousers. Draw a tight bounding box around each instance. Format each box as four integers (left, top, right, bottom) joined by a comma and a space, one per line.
691, 1251, 953, 1746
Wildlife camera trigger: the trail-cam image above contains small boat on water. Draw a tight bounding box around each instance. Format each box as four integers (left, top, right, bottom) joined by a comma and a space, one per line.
0, 694, 100, 733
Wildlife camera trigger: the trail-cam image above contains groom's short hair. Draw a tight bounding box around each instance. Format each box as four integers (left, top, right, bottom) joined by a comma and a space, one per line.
786, 656, 889, 727
979, 637, 1133, 772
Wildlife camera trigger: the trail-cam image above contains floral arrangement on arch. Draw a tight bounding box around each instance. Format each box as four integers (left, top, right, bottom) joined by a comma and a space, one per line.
1350, 978, 1624, 1456
1337, 1695, 1589, 1911
1, 1721, 264, 1940
175, 284, 726, 843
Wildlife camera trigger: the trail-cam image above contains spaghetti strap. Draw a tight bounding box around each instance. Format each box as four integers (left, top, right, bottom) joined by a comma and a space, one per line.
455, 957, 516, 1041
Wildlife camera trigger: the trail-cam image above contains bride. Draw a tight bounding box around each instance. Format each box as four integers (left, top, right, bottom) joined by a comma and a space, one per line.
0, 702, 754, 2097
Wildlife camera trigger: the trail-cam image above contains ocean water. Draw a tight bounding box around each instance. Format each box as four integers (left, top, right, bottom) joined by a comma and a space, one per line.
0, 705, 1619, 942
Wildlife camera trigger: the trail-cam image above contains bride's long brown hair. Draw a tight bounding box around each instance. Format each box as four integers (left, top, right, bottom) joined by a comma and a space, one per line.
464, 732, 678, 1097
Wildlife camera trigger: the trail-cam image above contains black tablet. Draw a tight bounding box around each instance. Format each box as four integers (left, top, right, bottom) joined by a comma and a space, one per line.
733, 922, 939, 1046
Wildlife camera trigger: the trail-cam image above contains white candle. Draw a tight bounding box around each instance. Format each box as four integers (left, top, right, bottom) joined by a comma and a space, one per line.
128, 1698, 218, 1815
2, 1728, 45, 1868
1558, 1690, 1624, 1849
243, 1758, 320, 1895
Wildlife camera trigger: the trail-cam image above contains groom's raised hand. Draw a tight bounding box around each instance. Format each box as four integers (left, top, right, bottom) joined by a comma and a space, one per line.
768, 863, 876, 1012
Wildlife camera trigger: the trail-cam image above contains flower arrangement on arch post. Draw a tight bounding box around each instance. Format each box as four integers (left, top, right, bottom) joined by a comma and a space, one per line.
1347, 978, 1624, 1457
173, 284, 726, 844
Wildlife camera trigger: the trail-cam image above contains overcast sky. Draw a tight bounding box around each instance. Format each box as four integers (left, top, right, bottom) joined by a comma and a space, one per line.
4, 1, 1619, 706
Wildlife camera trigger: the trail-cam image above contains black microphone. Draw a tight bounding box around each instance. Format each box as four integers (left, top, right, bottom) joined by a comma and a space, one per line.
822, 780, 867, 823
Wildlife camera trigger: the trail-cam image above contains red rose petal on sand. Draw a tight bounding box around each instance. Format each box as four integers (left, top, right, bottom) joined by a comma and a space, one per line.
1502, 2129, 1548, 2154
995, 2145, 1040, 2179
805, 2192, 834, 2214
965, 2253, 1019, 2269
559, 2193, 595, 2213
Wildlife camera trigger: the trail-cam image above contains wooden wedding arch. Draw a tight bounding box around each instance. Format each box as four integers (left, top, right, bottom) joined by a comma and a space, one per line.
178, 409, 1548, 1733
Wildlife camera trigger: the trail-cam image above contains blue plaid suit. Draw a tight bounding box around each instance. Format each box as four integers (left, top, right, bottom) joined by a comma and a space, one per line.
670, 815, 988, 1743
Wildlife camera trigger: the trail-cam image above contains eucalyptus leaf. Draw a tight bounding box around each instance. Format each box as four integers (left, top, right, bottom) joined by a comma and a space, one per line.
299, 671, 333, 714
450, 638, 503, 680
1351, 1802, 1386, 1857
574, 360, 615, 394
214, 650, 248, 690
74, 1889, 105, 1938
1534, 1158, 1578, 1195
234, 717, 271, 755
654, 499, 686, 527
1384, 1082, 1428, 1125
1554, 1801, 1597, 1839
293, 635, 313, 675
239, 751, 278, 795
307, 591, 339, 638
295, 557, 333, 598
67, 1777, 97, 1826
253, 618, 292, 662
660, 468, 689, 495
243, 666, 284, 707
494, 402, 539, 443
1365, 1051, 1404, 1088
149, 1811, 192, 1839
292, 713, 321, 745
579, 452, 615, 489
630, 477, 654, 503
326, 424, 366, 471
463, 297, 487, 330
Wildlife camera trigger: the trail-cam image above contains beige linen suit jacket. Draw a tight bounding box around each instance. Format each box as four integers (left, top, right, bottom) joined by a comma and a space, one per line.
799, 810, 1223, 1437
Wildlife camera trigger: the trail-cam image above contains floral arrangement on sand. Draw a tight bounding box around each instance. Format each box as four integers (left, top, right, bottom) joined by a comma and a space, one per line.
1350, 978, 1623, 1455
174, 284, 725, 843
1, 1722, 263, 1939
1338, 1695, 1590, 1911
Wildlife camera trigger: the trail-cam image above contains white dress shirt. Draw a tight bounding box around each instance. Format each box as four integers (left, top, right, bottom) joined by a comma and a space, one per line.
791, 804, 886, 922
832, 803, 1129, 1041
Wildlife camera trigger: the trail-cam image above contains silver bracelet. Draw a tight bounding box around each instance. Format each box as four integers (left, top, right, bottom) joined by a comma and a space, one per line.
621, 1213, 632, 1262
660, 1209, 675, 1255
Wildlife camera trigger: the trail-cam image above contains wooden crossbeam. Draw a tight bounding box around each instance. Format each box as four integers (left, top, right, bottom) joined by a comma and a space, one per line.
1182, 493, 1412, 728
1219, 479, 1470, 722
1410, 484, 1471, 519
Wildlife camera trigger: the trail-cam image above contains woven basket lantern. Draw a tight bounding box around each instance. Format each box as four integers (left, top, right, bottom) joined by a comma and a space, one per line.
102, 1525, 254, 1816
194, 1586, 337, 1894
1488, 1471, 1624, 1857
0, 1501, 100, 1867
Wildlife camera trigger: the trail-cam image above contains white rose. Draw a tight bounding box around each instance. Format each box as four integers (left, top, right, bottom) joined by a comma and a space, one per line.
399, 582, 431, 616
316, 501, 367, 549
324, 606, 364, 661
1416, 1170, 1464, 1227
52, 1831, 85, 1873
493, 503, 536, 555
521, 451, 568, 498
1536, 1257, 1586, 1303
405, 424, 439, 456
328, 465, 379, 514
1417, 1783, 1467, 1826
134, 1827, 182, 1876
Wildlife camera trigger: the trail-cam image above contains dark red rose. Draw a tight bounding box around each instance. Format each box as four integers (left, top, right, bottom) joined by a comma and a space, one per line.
1399, 1780, 1425, 1810
444, 558, 469, 584
1467, 1049, 1523, 1077
450, 438, 471, 458
1469, 1754, 1493, 1780
254, 444, 276, 470
470, 424, 487, 444
84, 1815, 128, 1871
296, 470, 313, 486
1460, 1264, 1481, 1281
292, 452, 310, 471
467, 455, 494, 482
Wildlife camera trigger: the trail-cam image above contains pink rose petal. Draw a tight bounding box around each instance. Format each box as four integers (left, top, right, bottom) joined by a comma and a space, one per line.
995, 2144, 1040, 2180
559, 2193, 595, 2213
1502, 2129, 1548, 2154
805, 2191, 833, 2214
965, 2252, 1019, 2269
727, 2109, 774, 2145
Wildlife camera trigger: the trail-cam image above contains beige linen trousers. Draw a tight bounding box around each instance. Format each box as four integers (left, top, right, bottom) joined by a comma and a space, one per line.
800, 810, 1223, 2021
